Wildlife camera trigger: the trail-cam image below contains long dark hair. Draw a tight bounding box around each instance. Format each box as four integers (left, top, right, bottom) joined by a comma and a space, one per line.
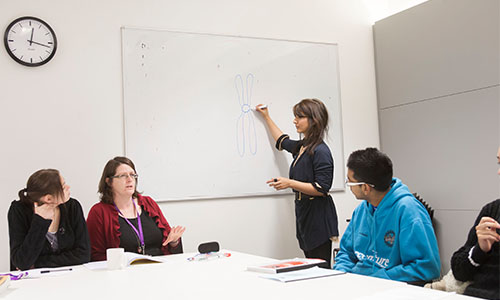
98, 156, 139, 204
18, 169, 64, 207
293, 98, 329, 155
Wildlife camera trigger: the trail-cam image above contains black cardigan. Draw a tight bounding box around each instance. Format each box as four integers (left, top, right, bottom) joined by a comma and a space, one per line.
8, 198, 90, 271
276, 134, 339, 251
451, 199, 500, 300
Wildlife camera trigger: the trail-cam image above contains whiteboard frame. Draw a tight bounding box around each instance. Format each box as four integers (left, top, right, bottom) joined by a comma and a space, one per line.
121, 27, 345, 201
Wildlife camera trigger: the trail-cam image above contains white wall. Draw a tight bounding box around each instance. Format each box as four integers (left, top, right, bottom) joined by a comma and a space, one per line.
364, 0, 429, 23
0, 0, 379, 271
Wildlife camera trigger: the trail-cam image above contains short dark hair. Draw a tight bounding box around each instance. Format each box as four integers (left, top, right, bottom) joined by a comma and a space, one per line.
98, 156, 139, 204
347, 147, 393, 191
18, 169, 64, 206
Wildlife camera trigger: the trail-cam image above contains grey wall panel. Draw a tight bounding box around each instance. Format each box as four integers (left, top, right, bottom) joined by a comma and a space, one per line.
379, 86, 499, 210
434, 209, 480, 272
374, 0, 499, 109
375, 0, 500, 277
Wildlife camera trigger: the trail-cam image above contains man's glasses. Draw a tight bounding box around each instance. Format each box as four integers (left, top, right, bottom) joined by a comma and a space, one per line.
110, 173, 139, 180
345, 178, 374, 187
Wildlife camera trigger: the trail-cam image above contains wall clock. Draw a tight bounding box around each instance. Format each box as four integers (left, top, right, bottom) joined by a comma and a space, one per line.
4, 16, 57, 67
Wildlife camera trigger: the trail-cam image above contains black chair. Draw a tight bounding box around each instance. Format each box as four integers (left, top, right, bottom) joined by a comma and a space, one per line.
413, 193, 434, 223
407, 280, 431, 287
408, 193, 438, 286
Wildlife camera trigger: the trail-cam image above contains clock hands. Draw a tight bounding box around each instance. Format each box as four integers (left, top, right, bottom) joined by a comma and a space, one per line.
27, 29, 51, 48
29, 28, 34, 46
26, 39, 50, 48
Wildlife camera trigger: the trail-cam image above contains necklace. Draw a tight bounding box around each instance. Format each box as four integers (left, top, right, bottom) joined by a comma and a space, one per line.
114, 198, 145, 254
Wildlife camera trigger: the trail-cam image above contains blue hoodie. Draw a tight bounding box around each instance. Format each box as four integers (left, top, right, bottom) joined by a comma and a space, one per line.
334, 178, 440, 282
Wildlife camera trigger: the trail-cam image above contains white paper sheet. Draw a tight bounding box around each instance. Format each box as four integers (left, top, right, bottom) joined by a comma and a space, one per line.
260, 267, 345, 282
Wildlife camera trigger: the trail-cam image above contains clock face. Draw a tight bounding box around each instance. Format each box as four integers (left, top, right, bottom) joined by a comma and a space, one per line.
4, 16, 57, 67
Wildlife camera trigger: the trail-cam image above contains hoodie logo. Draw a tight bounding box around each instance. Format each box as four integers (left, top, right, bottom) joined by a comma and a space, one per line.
384, 230, 395, 247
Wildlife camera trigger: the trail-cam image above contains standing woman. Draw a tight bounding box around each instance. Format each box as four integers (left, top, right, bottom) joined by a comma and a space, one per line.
8, 169, 90, 270
87, 156, 185, 261
256, 99, 339, 268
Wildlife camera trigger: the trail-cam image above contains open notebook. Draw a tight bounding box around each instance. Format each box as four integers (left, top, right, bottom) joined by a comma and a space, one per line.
84, 252, 165, 270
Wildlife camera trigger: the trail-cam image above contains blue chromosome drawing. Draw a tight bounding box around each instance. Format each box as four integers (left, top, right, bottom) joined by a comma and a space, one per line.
235, 73, 257, 157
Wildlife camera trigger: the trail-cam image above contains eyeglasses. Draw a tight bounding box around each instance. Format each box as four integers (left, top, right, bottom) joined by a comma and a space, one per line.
110, 173, 138, 180
345, 178, 374, 187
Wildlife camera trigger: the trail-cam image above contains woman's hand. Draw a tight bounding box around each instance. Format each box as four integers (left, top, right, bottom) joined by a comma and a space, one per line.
266, 178, 325, 196
34, 202, 57, 220
163, 226, 186, 247
63, 182, 71, 203
266, 177, 293, 190
255, 104, 283, 142
476, 216, 500, 252
255, 104, 270, 118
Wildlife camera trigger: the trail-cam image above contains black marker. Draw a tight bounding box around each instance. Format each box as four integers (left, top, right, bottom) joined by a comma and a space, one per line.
273, 178, 278, 182
253, 105, 268, 110
40, 268, 73, 274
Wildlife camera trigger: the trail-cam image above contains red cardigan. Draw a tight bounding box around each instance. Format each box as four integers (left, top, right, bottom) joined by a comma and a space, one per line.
86, 194, 180, 261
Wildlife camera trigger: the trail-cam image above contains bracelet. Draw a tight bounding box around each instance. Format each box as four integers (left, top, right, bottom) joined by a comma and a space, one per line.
468, 246, 480, 267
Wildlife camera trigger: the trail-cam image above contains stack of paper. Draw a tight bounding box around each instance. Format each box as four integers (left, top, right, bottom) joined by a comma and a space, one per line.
260, 267, 345, 283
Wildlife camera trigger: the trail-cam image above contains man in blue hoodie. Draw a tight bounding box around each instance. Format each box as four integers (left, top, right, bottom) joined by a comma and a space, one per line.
333, 148, 440, 282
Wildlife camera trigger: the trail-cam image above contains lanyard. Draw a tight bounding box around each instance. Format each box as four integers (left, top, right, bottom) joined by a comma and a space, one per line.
114, 198, 145, 254
0, 272, 28, 280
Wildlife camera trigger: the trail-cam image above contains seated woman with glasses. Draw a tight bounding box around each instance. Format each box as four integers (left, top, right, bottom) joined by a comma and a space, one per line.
86, 156, 185, 261
8, 169, 90, 270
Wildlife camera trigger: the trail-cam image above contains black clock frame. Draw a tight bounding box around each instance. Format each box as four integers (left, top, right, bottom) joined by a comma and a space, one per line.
4, 16, 58, 67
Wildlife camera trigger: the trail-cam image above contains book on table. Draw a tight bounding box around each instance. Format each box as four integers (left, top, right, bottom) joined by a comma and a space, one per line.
247, 258, 326, 274
125, 252, 164, 265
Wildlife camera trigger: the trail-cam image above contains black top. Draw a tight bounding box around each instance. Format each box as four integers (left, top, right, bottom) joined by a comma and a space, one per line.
451, 199, 500, 300
118, 210, 164, 256
8, 198, 91, 271
277, 134, 339, 251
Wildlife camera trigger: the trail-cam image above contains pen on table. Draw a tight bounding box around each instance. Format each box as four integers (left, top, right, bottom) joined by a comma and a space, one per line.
187, 252, 231, 261
40, 268, 73, 274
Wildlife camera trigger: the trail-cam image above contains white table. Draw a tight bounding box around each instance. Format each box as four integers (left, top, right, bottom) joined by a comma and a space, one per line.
1, 250, 477, 300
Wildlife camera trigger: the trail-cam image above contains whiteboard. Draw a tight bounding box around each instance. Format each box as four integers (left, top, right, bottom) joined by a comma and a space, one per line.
121, 28, 344, 201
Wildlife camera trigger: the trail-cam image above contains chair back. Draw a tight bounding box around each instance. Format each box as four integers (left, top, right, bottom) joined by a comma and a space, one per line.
413, 193, 434, 222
